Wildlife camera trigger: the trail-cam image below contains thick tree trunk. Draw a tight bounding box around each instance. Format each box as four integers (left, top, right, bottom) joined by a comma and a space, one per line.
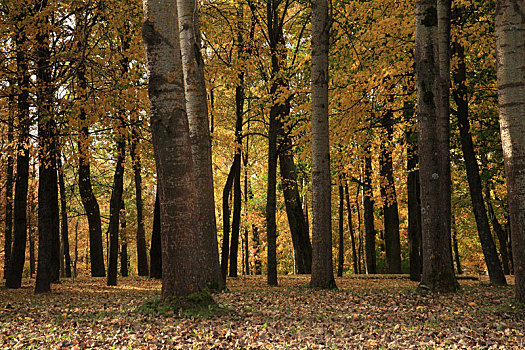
406, 124, 422, 281
495, 0, 525, 302
6, 31, 31, 289
177, 0, 223, 290
77, 65, 105, 277
107, 138, 125, 286
310, 0, 336, 289
344, 183, 358, 274
221, 159, 237, 282
149, 192, 162, 279
452, 42, 506, 285
415, 0, 456, 293
120, 200, 129, 277
380, 111, 402, 274
58, 154, 72, 278
363, 147, 377, 274
337, 183, 344, 277
3, 84, 15, 279
143, 0, 205, 300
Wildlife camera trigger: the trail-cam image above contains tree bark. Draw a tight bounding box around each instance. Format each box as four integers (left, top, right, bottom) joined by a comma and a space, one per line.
337, 183, 344, 277
379, 110, 401, 274
452, 42, 506, 285
495, 0, 525, 302
310, 0, 336, 289
406, 123, 422, 281
177, 0, 223, 290
107, 138, 125, 286
149, 192, 162, 279
221, 159, 237, 282
3, 83, 15, 279
58, 153, 72, 278
485, 188, 510, 275
451, 214, 462, 275
344, 183, 358, 274
363, 146, 376, 274
415, 0, 456, 293
130, 127, 149, 276
120, 200, 129, 277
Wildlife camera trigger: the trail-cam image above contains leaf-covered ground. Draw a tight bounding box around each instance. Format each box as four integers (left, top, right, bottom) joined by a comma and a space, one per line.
0, 275, 523, 349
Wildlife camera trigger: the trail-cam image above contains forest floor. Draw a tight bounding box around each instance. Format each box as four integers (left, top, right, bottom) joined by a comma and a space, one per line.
0, 275, 523, 349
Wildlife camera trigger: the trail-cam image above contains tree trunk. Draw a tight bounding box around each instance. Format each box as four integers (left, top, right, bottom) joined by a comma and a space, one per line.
380, 110, 401, 274
143, 0, 206, 300
149, 192, 162, 279
107, 138, 126, 286
266, 108, 278, 286
495, 0, 525, 302
6, 30, 31, 289
485, 188, 510, 275
451, 214, 462, 275
406, 123, 422, 281
58, 153, 72, 278
28, 181, 36, 279
130, 126, 149, 276
120, 200, 129, 277
363, 147, 377, 274
229, 101, 243, 278
452, 42, 506, 285
415, 0, 456, 293
310, 0, 336, 289
344, 183, 358, 274
337, 183, 344, 277
252, 225, 262, 275
221, 159, 237, 282
177, 0, 223, 290
77, 65, 105, 277
3, 83, 15, 279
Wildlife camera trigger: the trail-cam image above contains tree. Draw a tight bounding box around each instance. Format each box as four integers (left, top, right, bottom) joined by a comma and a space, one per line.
495, 0, 525, 302
149, 192, 162, 279
142, 0, 206, 300
363, 142, 376, 274
414, 0, 456, 293
310, 0, 336, 289
3, 82, 15, 279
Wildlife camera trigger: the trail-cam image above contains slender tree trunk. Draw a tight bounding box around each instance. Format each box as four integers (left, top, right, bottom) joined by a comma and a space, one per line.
363, 147, 376, 274
451, 214, 462, 275
149, 192, 162, 279
310, 0, 336, 289
3, 84, 15, 279
337, 183, 344, 277
452, 42, 506, 285
77, 65, 105, 277
415, 0, 456, 293
344, 183, 358, 274
266, 105, 279, 286
177, 0, 223, 290
407, 123, 422, 281
229, 101, 243, 278
143, 0, 206, 300
252, 225, 261, 275
120, 200, 128, 277
58, 153, 72, 278
6, 30, 31, 289
130, 128, 149, 276
356, 185, 363, 274
107, 138, 126, 286
221, 159, 237, 282
380, 110, 402, 274
485, 188, 510, 275
28, 182, 36, 279
495, 0, 525, 302
506, 218, 514, 274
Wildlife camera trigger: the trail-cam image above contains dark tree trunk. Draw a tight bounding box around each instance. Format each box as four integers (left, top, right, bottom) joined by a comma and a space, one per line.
120, 200, 128, 277
380, 110, 402, 274
3, 85, 15, 279
58, 153, 72, 278
344, 183, 358, 274
279, 148, 312, 274
252, 225, 262, 275
266, 103, 279, 286
452, 214, 462, 275
107, 138, 125, 286
505, 218, 514, 274
77, 65, 105, 277
407, 124, 422, 281
130, 127, 149, 276
243, 153, 250, 276
28, 184, 36, 279
485, 189, 510, 275
337, 183, 344, 277
356, 185, 363, 274
363, 147, 377, 274
149, 192, 162, 279
6, 31, 31, 289
221, 159, 237, 282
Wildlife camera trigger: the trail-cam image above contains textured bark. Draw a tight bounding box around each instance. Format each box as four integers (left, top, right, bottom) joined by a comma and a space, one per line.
310, 0, 336, 289
379, 111, 401, 274
415, 0, 456, 293
58, 154, 72, 278
177, 0, 223, 290
130, 128, 149, 276
406, 125, 422, 281
120, 200, 129, 277
363, 147, 377, 274
279, 147, 312, 274
452, 42, 506, 285
221, 159, 237, 282
495, 0, 525, 302
6, 30, 31, 289
344, 183, 358, 274
3, 84, 15, 279
77, 65, 105, 277
107, 138, 125, 286
337, 183, 344, 277
149, 192, 162, 279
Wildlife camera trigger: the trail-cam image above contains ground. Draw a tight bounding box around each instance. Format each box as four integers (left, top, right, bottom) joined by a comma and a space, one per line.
0, 275, 523, 349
